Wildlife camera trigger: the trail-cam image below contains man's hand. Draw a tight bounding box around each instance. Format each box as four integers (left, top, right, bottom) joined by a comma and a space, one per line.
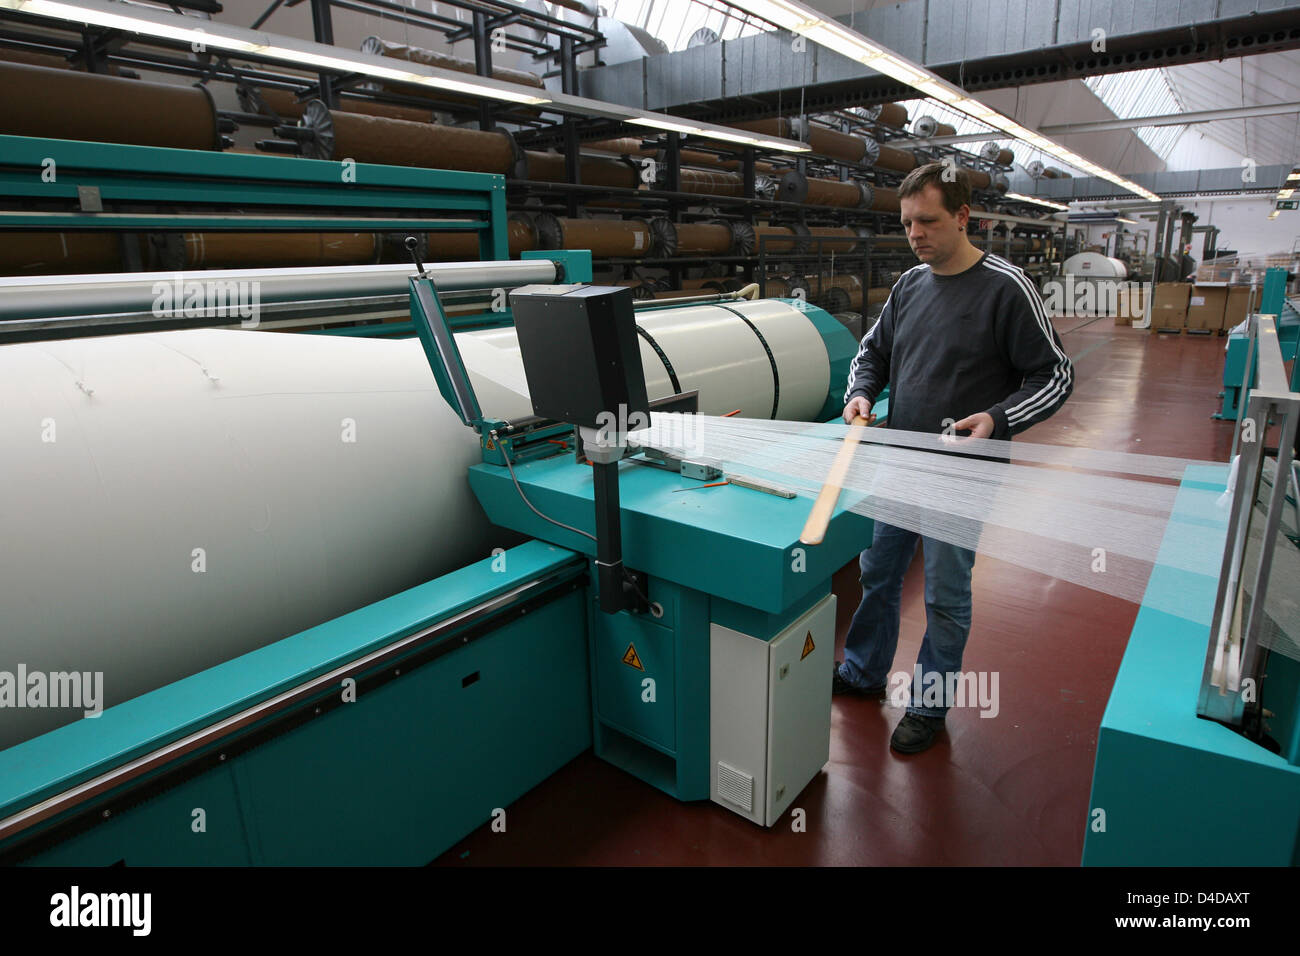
843, 396, 876, 425
942, 412, 995, 443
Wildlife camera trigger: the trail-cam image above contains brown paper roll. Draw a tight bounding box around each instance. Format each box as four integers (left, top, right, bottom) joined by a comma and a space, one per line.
299, 102, 516, 174
804, 125, 867, 164
0, 232, 125, 275
868, 103, 909, 129
252, 86, 433, 124
523, 151, 640, 188
0, 62, 219, 150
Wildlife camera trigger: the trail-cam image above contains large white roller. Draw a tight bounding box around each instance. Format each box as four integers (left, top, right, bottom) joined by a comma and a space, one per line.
0, 298, 834, 749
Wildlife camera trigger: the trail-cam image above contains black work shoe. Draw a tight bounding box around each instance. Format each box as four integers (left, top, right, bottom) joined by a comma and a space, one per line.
832, 662, 887, 699
890, 713, 945, 753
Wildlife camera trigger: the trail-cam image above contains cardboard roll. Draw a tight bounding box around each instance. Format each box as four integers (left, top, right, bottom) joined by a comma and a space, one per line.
729, 117, 794, 140
358, 36, 545, 116
0, 45, 123, 73
533, 214, 652, 257
763, 274, 810, 298
750, 224, 798, 254
652, 288, 713, 300
800, 121, 869, 164
865, 103, 909, 129
424, 216, 538, 260
808, 273, 862, 311
913, 116, 956, 138
779, 171, 870, 208
864, 234, 912, 251
361, 37, 545, 90
616, 281, 658, 300
821, 280, 892, 313
0, 232, 126, 276
718, 158, 781, 176
980, 143, 1016, 166
1044, 166, 1071, 178
675, 167, 744, 197
863, 140, 918, 173
243, 86, 434, 124
522, 150, 641, 187
151, 232, 381, 271
963, 166, 993, 190
0, 61, 221, 150
868, 185, 901, 213
679, 277, 731, 292
585, 138, 727, 170
296, 100, 518, 174
728, 220, 757, 256
831, 310, 863, 340
804, 226, 868, 254
649, 219, 736, 257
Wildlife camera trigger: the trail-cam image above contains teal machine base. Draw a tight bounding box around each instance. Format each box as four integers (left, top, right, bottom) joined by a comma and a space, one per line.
1083, 466, 1300, 865
468, 449, 873, 807
0, 541, 591, 865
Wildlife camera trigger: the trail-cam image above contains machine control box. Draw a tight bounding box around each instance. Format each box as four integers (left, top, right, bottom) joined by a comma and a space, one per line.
509, 284, 649, 430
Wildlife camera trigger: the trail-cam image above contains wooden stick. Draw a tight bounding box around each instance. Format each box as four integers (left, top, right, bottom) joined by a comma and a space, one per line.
800, 416, 871, 546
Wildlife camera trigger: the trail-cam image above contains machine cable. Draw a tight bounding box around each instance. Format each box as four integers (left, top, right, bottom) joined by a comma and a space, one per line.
716, 304, 780, 419
634, 324, 682, 395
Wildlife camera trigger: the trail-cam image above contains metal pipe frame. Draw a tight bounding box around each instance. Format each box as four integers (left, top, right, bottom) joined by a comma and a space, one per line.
1199, 314, 1300, 729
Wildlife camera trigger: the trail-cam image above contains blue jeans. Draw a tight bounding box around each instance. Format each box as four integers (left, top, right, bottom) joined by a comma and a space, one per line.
839, 521, 976, 718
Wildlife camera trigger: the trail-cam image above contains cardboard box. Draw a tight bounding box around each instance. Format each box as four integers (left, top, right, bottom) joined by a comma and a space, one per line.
1150, 283, 1190, 330
1222, 286, 1252, 333
1187, 285, 1228, 331
1115, 284, 1147, 326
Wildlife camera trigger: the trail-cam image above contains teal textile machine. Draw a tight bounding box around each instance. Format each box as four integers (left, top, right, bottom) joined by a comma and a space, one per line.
0, 147, 868, 863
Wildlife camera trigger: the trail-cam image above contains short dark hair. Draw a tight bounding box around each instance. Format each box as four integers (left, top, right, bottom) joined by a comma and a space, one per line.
897, 162, 971, 214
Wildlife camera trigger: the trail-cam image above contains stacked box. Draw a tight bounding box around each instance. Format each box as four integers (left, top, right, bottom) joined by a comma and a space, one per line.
1222, 286, 1252, 333
1115, 284, 1147, 326
1150, 283, 1191, 331
1187, 286, 1229, 331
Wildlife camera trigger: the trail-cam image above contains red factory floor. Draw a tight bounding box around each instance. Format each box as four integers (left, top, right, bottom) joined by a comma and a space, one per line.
434, 318, 1237, 866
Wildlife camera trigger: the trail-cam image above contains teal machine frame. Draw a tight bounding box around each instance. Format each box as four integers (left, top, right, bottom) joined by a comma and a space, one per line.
1085, 311, 1300, 865
0, 137, 869, 861
0, 133, 513, 339
1215, 268, 1299, 420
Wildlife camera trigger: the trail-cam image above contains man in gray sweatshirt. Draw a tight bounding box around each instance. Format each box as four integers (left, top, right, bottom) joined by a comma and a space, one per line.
834, 162, 1073, 753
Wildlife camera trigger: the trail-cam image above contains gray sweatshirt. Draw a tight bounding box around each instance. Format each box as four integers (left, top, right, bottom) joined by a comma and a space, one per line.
844, 252, 1073, 438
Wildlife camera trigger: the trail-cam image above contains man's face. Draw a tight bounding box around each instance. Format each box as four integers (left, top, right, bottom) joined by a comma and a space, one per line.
899, 183, 969, 267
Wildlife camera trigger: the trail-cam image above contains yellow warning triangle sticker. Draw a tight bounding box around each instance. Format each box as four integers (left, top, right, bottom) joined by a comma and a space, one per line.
801, 631, 815, 660
622, 643, 645, 671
